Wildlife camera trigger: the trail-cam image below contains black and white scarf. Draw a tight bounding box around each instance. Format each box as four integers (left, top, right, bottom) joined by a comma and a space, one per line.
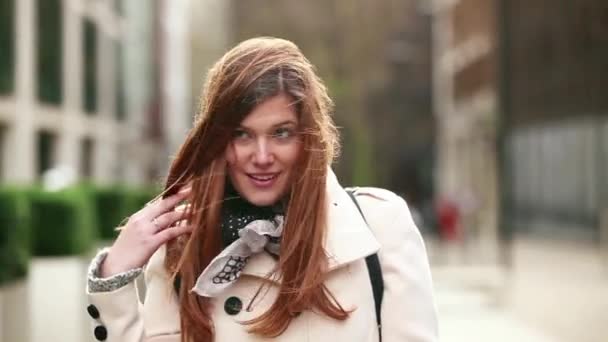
191, 191, 285, 297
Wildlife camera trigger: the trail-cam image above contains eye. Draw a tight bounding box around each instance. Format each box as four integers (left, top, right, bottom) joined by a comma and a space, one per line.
273, 127, 294, 139
233, 129, 251, 140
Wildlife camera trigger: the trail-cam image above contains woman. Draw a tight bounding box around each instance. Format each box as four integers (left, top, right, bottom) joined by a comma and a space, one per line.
86, 37, 438, 342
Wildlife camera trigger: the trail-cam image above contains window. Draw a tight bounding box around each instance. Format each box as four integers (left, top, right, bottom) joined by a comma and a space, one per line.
115, 0, 124, 17
37, 0, 63, 104
115, 41, 126, 121
37, 131, 56, 178
0, 0, 14, 95
83, 19, 97, 114
80, 137, 94, 179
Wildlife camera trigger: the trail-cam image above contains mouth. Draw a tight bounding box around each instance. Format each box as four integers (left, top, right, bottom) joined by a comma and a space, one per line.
246, 172, 281, 188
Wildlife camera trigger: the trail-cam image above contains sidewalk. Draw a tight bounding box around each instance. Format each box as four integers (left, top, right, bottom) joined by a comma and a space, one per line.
427, 236, 608, 342
435, 281, 554, 342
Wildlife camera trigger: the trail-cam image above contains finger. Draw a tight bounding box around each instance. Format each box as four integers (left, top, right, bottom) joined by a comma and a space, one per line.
143, 187, 191, 220
151, 209, 190, 233
154, 224, 194, 245
175, 203, 191, 213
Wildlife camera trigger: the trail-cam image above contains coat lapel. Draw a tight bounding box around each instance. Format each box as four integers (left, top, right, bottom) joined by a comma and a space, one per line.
324, 169, 381, 270
241, 168, 380, 279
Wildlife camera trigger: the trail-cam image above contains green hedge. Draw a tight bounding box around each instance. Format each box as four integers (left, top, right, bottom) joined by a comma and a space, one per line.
29, 187, 98, 256
127, 188, 159, 212
0, 188, 30, 285
92, 186, 159, 240
93, 187, 129, 240
0, 184, 160, 281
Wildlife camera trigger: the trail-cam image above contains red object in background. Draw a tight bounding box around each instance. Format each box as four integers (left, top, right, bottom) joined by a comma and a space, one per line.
437, 198, 460, 241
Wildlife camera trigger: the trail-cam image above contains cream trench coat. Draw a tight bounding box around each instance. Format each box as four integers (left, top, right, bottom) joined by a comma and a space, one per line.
86, 170, 439, 342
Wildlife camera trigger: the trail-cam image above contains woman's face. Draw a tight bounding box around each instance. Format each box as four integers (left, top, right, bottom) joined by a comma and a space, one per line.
225, 94, 302, 206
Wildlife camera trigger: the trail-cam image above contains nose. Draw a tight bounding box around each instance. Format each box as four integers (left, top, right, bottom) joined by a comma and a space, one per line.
252, 137, 274, 166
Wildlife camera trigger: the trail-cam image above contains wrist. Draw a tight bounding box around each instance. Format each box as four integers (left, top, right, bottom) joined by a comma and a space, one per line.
87, 249, 143, 293
99, 250, 126, 278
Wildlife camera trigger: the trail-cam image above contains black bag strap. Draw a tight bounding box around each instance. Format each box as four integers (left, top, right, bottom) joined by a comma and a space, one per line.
345, 187, 384, 341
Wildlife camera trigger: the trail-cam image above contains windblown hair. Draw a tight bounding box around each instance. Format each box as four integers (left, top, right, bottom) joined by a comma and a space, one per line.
161, 37, 343, 342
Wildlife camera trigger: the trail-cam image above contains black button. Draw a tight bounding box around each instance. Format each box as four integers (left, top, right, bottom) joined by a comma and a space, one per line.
224, 296, 243, 315
94, 326, 107, 341
87, 304, 100, 319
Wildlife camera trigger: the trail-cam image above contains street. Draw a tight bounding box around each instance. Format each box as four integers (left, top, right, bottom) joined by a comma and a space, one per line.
429, 236, 608, 342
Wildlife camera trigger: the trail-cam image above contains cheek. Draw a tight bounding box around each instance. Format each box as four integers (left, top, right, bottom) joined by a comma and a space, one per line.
224, 144, 239, 167
283, 143, 302, 168
225, 149, 241, 186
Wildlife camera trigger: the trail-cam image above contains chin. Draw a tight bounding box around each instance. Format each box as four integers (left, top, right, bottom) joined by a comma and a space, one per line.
244, 194, 281, 207
232, 173, 290, 207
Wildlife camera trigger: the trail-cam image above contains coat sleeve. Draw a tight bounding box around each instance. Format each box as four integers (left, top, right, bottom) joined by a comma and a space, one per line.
86, 253, 145, 342
86, 246, 180, 342
359, 189, 439, 342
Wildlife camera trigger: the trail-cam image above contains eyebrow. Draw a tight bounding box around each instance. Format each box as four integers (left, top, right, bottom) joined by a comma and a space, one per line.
271, 120, 298, 128
239, 120, 298, 130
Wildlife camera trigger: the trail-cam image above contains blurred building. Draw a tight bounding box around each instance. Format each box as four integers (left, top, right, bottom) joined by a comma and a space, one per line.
0, 0, 158, 185
431, 0, 608, 245
431, 0, 499, 255
500, 0, 608, 238
0, 0, 231, 187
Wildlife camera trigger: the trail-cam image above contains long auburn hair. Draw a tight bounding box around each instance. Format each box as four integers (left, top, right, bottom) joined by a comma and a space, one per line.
161, 37, 345, 341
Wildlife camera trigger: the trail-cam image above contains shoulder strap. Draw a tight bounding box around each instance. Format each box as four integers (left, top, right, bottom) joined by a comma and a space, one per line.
345, 188, 384, 341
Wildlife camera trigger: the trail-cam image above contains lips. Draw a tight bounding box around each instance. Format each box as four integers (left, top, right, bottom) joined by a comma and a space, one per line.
246, 172, 280, 188
247, 173, 279, 181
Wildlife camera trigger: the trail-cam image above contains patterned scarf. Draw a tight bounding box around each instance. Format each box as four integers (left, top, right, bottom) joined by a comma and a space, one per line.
191, 188, 285, 297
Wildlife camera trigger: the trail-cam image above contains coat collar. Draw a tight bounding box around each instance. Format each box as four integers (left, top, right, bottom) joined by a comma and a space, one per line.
241, 168, 381, 279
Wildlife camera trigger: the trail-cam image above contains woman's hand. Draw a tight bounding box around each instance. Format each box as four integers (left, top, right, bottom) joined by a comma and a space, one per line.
100, 187, 193, 278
